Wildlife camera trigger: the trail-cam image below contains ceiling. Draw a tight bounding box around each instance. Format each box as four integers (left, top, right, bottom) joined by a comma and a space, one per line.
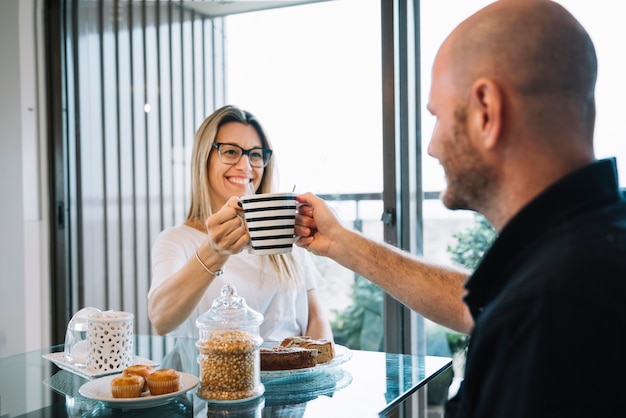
181, 0, 333, 17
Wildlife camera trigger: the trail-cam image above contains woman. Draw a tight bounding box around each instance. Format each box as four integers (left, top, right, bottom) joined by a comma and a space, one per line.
148, 105, 333, 342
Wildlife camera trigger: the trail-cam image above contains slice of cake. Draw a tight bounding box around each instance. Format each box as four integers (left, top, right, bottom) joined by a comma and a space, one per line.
279, 336, 335, 364
260, 347, 318, 371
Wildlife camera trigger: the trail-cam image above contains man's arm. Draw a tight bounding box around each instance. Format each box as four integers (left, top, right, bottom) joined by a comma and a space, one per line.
296, 192, 474, 334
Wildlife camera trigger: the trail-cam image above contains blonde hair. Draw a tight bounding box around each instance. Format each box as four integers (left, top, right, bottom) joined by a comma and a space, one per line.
186, 105, 302, 289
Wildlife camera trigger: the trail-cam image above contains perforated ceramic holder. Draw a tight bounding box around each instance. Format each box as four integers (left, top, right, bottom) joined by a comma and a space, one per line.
86, 311, 134, 373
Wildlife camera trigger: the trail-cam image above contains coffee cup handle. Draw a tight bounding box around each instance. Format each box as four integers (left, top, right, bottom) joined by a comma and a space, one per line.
294, 202, 312, 243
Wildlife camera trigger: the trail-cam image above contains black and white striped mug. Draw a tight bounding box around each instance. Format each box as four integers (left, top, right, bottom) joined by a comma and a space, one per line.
240, 192, 301, 255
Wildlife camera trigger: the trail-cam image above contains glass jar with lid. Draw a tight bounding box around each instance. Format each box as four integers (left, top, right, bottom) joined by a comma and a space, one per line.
196, 284, 265, 402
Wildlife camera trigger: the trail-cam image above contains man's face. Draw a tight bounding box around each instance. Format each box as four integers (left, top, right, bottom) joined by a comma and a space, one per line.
427, 48, 496, 212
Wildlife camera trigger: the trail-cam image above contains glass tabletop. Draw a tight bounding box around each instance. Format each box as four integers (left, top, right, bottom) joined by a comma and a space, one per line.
0, 335, 451, 417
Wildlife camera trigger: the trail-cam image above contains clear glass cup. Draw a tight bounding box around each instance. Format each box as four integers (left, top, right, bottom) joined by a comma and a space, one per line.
64, 307, 101, 367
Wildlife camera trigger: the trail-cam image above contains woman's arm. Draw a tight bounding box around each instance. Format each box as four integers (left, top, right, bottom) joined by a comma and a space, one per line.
148, 248, 227, 335
148, 198, 248, 335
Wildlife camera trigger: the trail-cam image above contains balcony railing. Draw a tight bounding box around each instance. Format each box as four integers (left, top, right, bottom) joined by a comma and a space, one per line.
318, 191, 441, 232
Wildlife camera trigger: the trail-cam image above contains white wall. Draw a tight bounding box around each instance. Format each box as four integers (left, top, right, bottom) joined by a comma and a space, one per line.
0, 0, 50, 357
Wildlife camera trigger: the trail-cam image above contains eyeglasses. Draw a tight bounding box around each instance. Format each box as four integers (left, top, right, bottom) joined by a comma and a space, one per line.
212, 143, 273, 168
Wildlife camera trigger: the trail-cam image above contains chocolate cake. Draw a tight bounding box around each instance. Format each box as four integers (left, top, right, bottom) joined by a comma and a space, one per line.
260, 346, 318, 371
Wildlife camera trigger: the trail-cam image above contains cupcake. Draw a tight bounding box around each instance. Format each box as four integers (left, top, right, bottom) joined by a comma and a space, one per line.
110, 374, 144, 398
145, 368, 180, 395
123, 364, 154, 392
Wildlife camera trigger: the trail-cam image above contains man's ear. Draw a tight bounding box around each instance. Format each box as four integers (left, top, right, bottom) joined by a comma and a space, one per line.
469, 77, 502, 150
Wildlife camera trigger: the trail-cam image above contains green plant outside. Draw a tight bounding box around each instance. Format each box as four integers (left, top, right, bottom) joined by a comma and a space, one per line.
331, 276, 384, 351
444, 213, 496, 354
447, 213, 497, 270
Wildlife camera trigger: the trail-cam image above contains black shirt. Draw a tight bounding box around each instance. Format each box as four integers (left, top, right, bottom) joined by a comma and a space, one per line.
451, 158, 626, 417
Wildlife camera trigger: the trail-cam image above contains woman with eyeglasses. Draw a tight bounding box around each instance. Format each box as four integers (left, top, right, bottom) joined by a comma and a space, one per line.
148, 105, 333, 342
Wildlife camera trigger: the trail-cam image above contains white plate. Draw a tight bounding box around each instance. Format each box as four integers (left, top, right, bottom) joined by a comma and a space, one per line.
79, 372, 198, 409
42, 352, 159, 380
260, 343, 352, 382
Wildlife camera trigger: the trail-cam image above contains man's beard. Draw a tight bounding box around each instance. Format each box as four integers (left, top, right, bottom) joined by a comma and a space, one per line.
440, 106, 497, 213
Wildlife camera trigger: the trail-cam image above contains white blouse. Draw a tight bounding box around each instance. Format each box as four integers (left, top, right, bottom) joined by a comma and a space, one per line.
148, 225, 324, 341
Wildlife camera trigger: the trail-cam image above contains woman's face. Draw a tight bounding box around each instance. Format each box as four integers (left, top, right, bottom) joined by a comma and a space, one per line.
208, 121, 265, 211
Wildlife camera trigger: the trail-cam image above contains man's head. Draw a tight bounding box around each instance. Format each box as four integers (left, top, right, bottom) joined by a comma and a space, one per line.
427, 0, 597, 230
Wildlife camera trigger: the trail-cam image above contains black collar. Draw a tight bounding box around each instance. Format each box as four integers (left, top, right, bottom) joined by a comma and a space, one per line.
464, 158, 622, 319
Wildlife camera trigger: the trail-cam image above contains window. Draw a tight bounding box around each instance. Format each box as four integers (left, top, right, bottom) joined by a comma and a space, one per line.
226, 0, 385, 351
49, 0, 625, 358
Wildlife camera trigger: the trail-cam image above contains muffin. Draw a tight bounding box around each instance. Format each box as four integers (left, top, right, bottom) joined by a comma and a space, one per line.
123, 364, 154, 392
145, 368, 180, 395
110, 374, 144, 398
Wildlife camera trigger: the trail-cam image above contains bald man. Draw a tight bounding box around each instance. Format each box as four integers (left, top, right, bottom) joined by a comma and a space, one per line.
296, 0, 626, 416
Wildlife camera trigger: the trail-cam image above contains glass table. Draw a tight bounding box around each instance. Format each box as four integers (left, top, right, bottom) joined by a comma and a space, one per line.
0, 335, 451, 417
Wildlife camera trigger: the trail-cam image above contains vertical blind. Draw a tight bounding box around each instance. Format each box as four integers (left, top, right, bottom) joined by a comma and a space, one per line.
58, 0, 226, 337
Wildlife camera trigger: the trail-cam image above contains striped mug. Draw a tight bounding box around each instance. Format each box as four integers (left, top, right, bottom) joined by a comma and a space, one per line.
240, 192, 301, 255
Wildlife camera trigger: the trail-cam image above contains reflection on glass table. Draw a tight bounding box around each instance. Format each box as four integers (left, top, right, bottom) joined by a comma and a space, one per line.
0, 335, 451, 417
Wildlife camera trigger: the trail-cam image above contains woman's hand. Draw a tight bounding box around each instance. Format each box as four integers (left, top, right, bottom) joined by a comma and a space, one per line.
204, 196, 250, 255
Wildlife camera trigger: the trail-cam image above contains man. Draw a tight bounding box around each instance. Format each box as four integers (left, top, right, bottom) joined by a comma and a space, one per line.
295, 0, 626, 416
